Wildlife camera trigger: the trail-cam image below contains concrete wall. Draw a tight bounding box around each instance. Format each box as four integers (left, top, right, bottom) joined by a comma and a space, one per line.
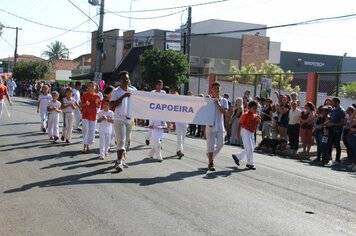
55, 70, 71, 81
189, 76, 356, 109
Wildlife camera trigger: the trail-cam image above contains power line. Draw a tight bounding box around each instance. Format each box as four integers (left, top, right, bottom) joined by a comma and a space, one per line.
19, 15, 99, 47
68, 39, 93, 51
105, 9, 186, 20
108, 0, 229, 13
0, 8, 90, 33
0, 36, 15, 49
67, 0, 99, 27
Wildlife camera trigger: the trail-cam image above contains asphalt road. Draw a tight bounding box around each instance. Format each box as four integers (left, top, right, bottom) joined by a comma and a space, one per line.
1, 97, 356, 236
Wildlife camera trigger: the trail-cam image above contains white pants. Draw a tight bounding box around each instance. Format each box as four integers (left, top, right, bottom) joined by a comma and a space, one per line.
62, 112, 74, 141
82, 119, 96, 145
150, 128, 164, 159
206, 127, 225, 159
176, 123, 187, 152
40, 110, 48, 129
73, 107, 82, 129
145, 128, 152, 140
114, 119, 132, 151
8, 89, 14, 97
99, 132, 111, 157
234, 128, 255, 165
0, 101, 3, 119
48, 113, 59, 138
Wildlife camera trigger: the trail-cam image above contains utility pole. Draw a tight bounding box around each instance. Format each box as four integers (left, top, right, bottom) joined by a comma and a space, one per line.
4, 26, 22, 71
186, 7, 192, 75
90, 0, 105, 84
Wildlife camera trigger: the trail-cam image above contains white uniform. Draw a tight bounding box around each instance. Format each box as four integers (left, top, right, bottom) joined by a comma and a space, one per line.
145, 89, 167, 141
206, 97, 229, 159
149, 120, 167, 161
47, 100, 61, 138
98, 110, 115, 158
38, 94, 52, 129
62, 97, 76, 141
176, 122, 188, 152
72, 88, 81, 129
111, 87, 134, 151
7, 80, 16, 97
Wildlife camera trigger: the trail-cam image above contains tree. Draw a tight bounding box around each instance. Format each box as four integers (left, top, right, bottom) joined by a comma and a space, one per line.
0, 22, 3, 37
340, 82, 356, 99
140, 48, 189, 88
42, 41, 69, 60
232, 60, 300, 91
13, 61, 50, 83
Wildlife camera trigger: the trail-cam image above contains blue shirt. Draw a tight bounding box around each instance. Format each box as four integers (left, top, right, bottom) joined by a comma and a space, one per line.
330, 107, 345, 126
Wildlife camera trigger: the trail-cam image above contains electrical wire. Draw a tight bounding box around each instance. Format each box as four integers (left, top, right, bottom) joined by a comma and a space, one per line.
0, 8, 91, 33
108, 0, 229, 13
67, 0, 99, 27
0, 36, 15, 49
105, 9, 185, 20
19, 15, 98, 47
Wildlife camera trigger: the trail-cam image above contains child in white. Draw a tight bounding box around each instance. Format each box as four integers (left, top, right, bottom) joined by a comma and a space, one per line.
61, 88, 76, 143
37, 85, 52, 132
149, 120, 167, 162
176, 122, 188, 158
47, 91, 61, 140
97, 100, 114, 159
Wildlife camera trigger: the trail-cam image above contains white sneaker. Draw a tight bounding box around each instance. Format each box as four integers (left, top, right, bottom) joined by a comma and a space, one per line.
115, 163, 124, 172
157, 157, 163, 162
99, 155, 105, 160
122, 162, 129, 168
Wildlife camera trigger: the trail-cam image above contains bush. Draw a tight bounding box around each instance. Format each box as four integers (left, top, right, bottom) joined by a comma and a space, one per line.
340, 82, 356, 99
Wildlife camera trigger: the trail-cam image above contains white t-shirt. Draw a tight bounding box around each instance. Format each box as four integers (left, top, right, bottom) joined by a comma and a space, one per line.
62, 97, 76, 113
206, 97, 229, 132
152, 89, 166, 94
97, 110, 114, 134
47, 100, 61, 115
288, 108, 301, 125
7, 80, 16, 91
72, 88, 81, 103
110, 87, 134, 121
38, 94, 52, 112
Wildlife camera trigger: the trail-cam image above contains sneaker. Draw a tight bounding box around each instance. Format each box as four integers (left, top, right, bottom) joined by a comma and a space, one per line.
49, 137, 54, 140
54, 136, 59, 141
177, 151, 184, 159
105, 152, 109, 157
42, 128, 46, 133
122, 162, 129, 168
145, 139, 150, 146
157, 157, 163, 162
61, 136, 64, 141
246, 164, 256, 170
208, 162, 215, 171
331, 161, 341, 167
311, 157, 321, 162
99, 155, 105, 160
231, 154, 240, 166
115, 163, 124, 172
65, 139, 70, 143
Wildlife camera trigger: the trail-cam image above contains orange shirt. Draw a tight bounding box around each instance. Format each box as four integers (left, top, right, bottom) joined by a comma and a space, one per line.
240, 111, 259, 133
81, 92, 100, 121
0, 84, 8, 100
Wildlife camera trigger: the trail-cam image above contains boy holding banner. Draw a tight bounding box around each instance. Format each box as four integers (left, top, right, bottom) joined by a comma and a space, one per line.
206, 82, 229, 171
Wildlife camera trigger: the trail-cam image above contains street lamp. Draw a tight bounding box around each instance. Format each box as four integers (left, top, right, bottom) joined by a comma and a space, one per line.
335, 52, 347, 97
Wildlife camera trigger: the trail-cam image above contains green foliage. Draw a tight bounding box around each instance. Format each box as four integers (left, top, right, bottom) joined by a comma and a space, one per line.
340, 82, 356, 99
232, 60, 300, 92
13, 61, 50, 83
42, 41, 69, 60
140, 48, 189, 89
0, 22, 3, 37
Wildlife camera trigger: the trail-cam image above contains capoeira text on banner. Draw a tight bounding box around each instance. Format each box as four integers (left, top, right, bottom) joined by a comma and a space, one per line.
129, 90, 215, 125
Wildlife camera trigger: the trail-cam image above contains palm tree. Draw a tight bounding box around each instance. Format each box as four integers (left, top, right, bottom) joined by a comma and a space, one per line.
42, 41, 69, 60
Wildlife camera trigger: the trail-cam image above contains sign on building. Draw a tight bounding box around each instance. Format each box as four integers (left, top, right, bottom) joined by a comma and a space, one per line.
165, 31, 182, 52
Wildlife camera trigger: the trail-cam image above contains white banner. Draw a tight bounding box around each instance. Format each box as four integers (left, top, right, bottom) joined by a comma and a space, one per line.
130, 90, 215, 125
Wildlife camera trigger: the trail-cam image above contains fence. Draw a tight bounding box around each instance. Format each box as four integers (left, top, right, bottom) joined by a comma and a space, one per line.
189, 72, 356, 108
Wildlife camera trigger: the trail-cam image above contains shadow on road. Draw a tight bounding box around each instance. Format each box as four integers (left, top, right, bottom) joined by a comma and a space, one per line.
6, 150, 84, 164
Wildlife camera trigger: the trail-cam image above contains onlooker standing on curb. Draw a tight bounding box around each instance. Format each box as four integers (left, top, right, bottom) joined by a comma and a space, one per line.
343, 106, 355, 164
230, 97, 244, 146
206, 82, 229, 171
261, 98, 272, 139
110, 71, 134, 172
287, 101, 301, 154
300, 102, 315, 156
232, 101, 261, 170
327, 97, 346, 167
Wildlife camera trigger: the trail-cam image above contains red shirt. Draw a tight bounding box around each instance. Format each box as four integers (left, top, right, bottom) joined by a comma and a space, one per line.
81, 92, 100, 121
240, 111, 259, 133
0, 84, 7, 100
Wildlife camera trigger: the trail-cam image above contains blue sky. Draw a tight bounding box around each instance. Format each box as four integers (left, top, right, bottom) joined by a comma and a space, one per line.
1, 0, 355, 59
